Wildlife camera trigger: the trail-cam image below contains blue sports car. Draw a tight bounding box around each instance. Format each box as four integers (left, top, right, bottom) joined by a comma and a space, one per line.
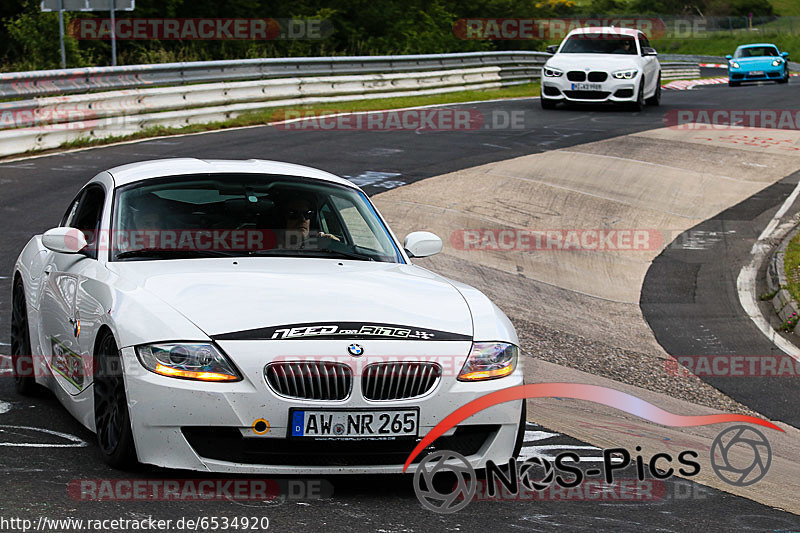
727, 43, 790, 86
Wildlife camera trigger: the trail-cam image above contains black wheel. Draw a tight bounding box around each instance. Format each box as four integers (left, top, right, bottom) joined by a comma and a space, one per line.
778, 68, 789, 84
93, 332, 137, 469
729, 80, 740, 87
540, 96, 557, 109
645, 74, 661, 106
10, 279, 36, 395
629, 78, 645, 111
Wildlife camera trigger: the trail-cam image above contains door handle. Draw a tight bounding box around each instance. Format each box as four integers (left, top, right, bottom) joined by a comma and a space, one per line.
43, 265, 53, 275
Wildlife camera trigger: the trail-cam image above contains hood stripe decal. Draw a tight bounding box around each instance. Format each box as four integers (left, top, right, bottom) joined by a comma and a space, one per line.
212, 322, 472, 341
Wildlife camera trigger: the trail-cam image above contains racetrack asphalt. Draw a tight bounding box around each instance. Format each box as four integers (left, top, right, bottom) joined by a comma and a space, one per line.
0, 79, 799, 531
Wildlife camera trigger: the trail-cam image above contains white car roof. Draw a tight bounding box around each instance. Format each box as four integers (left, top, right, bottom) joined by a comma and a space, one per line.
567, 26, 641, 37
106, 158, 356, 188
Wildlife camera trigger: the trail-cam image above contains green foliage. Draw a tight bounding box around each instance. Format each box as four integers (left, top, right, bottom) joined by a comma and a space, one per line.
0, 0, 791, 70
3, 1, 92, 70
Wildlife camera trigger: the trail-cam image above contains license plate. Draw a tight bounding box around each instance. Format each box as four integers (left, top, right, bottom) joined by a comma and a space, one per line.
289, 408, 419, 439
750, 71, 764, 76
571, 83, 602, 90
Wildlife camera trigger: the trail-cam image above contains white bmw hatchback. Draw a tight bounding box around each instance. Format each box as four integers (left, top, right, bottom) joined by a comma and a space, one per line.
540, 26, 662, 110
11, 159, 524, 473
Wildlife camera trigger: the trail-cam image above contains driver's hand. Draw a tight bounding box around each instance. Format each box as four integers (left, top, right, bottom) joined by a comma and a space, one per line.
317, 232, 341, 242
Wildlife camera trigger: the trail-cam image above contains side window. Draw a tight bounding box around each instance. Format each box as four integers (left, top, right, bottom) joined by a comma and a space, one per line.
71, 185, 106, 258
639, 34, 651, 52
319, 202, 347, 242
330, 195, 382, 251
61, 192, 83, 228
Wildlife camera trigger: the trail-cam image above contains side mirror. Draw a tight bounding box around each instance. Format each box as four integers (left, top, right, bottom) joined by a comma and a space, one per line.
642, 47, 658, 56
725, 54, 733, 60
42, 227, 88, 254
545, 44, 558, 55
782, 52, 789, 58
403, 231, 442, 258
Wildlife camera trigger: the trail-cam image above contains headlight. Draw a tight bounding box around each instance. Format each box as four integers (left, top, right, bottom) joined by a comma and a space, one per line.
612, 69, 638, 79
773, 59, 783, 67
730, 61, 740, 69
543, 67, 563, 77
136, 343, 241, 382
457, 342, 518, 381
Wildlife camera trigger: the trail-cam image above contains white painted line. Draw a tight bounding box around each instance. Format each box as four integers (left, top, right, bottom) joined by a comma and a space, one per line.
736, 178, 800, 361
524, 445, 601, 451
519, 447, 624, 464
524, 430, 560, 441
0, 425, 88, 448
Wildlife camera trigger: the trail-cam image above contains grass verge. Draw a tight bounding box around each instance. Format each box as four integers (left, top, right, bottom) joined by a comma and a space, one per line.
783, 229, 800, 303
46, 82, 539, 154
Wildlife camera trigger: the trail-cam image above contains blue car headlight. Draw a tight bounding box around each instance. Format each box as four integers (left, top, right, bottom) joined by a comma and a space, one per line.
772, 59, 783, 67
730, 61, 740, 69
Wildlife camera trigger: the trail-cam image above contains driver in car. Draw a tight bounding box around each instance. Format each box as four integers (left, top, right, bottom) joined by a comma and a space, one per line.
280, 193, 340, 249
614, 39, 633, 54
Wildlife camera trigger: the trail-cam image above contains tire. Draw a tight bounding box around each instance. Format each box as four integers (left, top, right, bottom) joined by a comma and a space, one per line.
629, 78, 645, 111
729, 80, 740, 87
645, 74, 661, 106
778, 68, 789, 84
11, 279, 37, 395
93, 331, 138, 469
540, 97, 557, 109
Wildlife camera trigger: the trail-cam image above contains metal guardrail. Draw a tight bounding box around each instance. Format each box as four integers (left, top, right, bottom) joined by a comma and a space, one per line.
660, 62, 702, 80
0, 52, 550, 100
662, 53, 800, 71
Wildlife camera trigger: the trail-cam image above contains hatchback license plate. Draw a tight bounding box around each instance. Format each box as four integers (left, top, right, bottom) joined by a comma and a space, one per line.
571, 83, 602, 90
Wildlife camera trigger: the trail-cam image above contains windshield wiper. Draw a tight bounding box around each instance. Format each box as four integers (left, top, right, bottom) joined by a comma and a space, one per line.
115, 249, 244, 260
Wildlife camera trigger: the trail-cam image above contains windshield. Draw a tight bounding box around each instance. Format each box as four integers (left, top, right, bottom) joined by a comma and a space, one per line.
110, 174, 403, 263
559, 34, 638, 55
735, 46, 779, 58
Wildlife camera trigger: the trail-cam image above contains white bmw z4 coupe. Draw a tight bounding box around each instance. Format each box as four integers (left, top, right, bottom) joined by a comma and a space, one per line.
11, 158, 525, 473
540, 26, 662, 110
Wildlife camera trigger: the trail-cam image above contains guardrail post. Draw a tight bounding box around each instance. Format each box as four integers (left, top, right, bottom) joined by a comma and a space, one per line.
58, 0, 66, 69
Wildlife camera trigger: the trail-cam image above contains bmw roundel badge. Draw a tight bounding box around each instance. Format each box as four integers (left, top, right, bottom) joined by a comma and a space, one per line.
347, 344, 364, 357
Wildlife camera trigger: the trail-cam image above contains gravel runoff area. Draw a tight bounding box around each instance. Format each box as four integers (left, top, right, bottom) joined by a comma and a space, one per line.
511, 314, 760, 417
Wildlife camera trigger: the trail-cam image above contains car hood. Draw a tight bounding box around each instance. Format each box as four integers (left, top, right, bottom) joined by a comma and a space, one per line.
547, 54, 642, 71
107, 258, 473, 339
732, 56, 780, 67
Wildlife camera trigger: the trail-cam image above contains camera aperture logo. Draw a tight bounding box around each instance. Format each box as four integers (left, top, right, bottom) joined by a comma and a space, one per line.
409, 383, 780, 513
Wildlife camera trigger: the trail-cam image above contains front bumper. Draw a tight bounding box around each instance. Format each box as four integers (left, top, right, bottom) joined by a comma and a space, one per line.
729, 64, 785, 82
120, 340, 524, 474
541, 71, 640, 103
